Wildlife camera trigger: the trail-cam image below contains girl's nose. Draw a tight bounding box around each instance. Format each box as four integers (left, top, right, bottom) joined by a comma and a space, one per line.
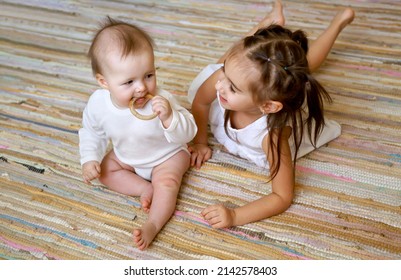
215, 80, 223, 91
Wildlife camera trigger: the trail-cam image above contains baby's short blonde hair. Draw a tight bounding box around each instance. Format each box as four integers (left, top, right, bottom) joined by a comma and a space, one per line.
88, 16, 154, 75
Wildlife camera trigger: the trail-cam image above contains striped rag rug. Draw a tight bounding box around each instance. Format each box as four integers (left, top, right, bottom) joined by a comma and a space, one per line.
1, 0, 401, 259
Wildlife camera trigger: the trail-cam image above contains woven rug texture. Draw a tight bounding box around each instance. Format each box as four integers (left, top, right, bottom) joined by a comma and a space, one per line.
1, 0, 401, 260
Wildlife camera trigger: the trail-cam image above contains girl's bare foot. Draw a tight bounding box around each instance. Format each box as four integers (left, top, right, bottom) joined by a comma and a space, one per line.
140, 188, 153, 213
133, 222, 158, 250
260, 0, 285, 27
248, 0, 285, 36
331, 7, 355, 31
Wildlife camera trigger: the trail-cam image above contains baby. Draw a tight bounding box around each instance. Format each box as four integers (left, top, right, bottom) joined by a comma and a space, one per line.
79, 17, 197, 250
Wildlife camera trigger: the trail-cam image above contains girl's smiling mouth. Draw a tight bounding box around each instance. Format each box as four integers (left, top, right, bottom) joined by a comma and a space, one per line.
218, 92, 228, 104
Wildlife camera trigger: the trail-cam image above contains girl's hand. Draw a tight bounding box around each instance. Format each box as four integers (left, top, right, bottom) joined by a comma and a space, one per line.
151, 96, 173, 127
201, 204, 236, 229
188, 143, 212, 169
82, 161, 101, 184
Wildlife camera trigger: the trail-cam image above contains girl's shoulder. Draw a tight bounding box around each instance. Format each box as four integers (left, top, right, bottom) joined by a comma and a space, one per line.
188, 63, 223, 104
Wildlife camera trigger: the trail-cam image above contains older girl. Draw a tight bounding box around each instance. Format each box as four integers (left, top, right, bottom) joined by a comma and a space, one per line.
188, 1, 354, 228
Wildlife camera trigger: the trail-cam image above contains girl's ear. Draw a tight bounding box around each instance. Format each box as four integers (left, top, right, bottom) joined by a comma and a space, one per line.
95, 74, 108, 89
259, 101, 283, 114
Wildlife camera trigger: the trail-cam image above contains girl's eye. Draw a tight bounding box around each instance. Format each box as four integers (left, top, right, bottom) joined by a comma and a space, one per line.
229, 84, 236, 93
125, 80, 133, 85
146, 73, 154, 79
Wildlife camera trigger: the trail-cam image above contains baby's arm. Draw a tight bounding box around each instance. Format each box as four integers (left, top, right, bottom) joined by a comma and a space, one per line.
202, 127, 295, 228
79, 92, 108, 183
82, 160, 101, 184
157, 91, 197, 144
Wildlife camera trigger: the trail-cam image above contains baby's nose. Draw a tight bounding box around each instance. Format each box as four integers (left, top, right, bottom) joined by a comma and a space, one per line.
135, 81, 146, 93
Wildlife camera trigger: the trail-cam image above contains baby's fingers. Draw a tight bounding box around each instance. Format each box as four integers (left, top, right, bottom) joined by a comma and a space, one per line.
83, 169, 100, 184
94, 163, 101, 173
83, 174, 93, 185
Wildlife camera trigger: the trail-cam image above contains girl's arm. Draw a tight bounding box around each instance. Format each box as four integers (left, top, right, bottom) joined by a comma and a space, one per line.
201, 127, 295, 228
189, 69, 221, 168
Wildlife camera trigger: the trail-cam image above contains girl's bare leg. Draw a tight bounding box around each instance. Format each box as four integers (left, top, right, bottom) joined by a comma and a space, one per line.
133, 151, 190, 250
308, 8, 355, 72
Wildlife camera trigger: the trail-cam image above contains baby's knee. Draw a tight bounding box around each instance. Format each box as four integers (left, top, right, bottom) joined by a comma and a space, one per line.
153, 175, 182, 191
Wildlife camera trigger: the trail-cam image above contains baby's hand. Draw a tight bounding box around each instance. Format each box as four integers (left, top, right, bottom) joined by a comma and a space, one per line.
188, 143, 212, 169
82, 161, 101, 184
201, 204, 236, 229
151, 96, 172, 127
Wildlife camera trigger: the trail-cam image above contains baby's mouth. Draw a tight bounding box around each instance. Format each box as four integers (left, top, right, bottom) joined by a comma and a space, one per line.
131, 94, 151, 109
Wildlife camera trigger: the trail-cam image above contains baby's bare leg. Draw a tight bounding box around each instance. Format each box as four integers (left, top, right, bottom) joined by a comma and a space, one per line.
99, 150, 153, 211
133, 150, 190, 250
308, 8, 355, 72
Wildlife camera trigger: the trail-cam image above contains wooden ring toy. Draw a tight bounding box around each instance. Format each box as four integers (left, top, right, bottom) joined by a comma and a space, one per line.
129, 94, 157, 120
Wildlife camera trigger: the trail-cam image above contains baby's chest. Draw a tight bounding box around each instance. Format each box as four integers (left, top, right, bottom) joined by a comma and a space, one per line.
104, 116, 162, 141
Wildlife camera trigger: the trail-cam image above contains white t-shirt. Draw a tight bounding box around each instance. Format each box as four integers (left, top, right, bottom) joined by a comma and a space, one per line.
79, 88, 197, 168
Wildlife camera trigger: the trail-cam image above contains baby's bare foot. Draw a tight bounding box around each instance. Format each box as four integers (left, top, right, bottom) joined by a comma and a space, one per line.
133, 222, 158, 250
140, 187, 153, 213
332, 8, 355, 31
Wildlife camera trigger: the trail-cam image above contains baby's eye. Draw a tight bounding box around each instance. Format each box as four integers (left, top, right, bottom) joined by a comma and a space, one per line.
125, 80, 133, 85
229, 84, 236, 93
145, 73, 154, 79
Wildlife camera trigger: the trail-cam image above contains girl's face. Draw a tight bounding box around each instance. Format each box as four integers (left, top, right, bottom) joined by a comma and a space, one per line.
96, 48, 156, 109
215, 57, 261, 115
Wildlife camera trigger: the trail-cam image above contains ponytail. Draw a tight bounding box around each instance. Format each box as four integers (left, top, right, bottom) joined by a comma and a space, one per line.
304, 74, 332, 146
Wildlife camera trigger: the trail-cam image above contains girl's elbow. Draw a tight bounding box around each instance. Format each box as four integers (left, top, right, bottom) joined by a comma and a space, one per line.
275, 198, 292, 216
281, 194, 294, 210
283, 199, 293, 211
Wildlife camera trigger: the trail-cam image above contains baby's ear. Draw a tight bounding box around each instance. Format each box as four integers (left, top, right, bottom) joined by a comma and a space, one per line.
259, 101, 283, 114
95, 74, 108, 89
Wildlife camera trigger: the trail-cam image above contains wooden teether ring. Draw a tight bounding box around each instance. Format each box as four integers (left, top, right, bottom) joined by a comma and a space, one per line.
129, 94, 158, 120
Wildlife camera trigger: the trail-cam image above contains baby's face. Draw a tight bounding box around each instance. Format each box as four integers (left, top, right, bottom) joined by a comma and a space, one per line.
98, 48, 156, 109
